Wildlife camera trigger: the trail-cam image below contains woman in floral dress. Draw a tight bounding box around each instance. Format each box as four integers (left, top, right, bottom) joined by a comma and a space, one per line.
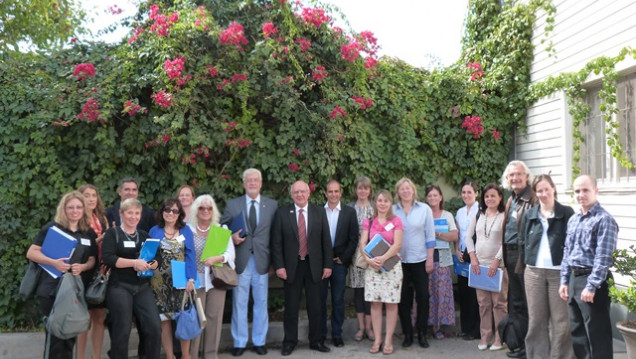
150, 198, 196, 359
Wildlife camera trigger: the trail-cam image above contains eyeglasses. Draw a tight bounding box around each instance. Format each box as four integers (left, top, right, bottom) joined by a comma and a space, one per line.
198, 206, 213, 212
163, 208, 180, 215
66, 206, 84, 211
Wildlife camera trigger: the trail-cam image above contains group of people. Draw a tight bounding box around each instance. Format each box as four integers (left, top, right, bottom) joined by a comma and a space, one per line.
25, 161, 619, 359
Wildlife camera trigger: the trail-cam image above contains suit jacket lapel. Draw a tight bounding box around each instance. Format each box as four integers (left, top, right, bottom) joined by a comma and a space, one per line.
289, 205, 299, 239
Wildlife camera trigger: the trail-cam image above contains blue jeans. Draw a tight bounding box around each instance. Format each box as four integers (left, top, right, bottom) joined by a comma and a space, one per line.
231, 255, 269, 347
321, 262, 347, 339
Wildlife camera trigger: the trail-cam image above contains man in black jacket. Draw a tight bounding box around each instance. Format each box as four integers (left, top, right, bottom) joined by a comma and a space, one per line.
106, 177, 156, 232
320, 180, 359, 347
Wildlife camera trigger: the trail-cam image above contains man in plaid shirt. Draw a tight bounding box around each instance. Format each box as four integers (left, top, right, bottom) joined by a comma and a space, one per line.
559, 175, 618, 359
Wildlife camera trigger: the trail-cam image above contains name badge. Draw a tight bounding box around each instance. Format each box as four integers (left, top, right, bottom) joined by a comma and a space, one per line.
81, 238, 91, 246
124, 241, 135, 248
384, 222, 395, 231
176, 234, 185, 243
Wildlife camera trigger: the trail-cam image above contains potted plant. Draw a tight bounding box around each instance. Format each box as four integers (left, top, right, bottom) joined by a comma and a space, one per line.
610, 245, 636, 359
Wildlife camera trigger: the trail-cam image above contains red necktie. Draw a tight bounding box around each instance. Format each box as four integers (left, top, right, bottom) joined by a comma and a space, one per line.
298, 209, 308, 258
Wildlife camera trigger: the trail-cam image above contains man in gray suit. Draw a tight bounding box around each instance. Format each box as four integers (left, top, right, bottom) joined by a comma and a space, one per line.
221, 168, 278, 356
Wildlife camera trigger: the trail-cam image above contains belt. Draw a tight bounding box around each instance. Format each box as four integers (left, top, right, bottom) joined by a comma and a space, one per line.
505, 243, 519, 251
572, 267, 593, 276
298, 255, 307, 261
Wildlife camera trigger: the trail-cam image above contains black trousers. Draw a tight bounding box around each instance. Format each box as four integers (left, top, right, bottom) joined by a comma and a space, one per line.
39, 296, 75, 359
398, 261, 429, 338
106, 281, 161, 359
505, 248, 528, 316
283, 259, 323, 345
353, 287, 371, 315
457, 275, 481, 337
568, 273, 613, 359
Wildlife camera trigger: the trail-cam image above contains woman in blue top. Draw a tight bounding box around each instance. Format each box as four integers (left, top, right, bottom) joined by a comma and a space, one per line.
149, 198, 196, 359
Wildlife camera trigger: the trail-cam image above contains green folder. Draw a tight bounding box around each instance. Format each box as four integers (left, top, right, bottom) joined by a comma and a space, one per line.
200, 226, 232, 267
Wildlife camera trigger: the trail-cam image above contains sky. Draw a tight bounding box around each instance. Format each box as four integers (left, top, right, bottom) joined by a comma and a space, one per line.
81, 0, 469, 68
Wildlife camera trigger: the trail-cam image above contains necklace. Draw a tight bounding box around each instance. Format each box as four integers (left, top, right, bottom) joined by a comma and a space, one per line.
164, 228, 177, 237
483, 212, 500, 239
197, 224, 211, 233
121, 227, 139, 242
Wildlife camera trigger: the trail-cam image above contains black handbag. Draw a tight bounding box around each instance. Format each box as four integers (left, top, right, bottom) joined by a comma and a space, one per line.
462, 211, 481, 263
19, 261, 42, 300
86, 267, 110, 304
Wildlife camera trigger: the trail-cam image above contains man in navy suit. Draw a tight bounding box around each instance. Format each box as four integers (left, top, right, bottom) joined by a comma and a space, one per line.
271, 180, 333, 356
320, 180, 359, 347
221, 168, 278, 356
105, 177, 156, 232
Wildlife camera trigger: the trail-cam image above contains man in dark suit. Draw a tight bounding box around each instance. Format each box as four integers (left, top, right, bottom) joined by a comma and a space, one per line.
271, 180, 333, 356
105, 177, 156, 232
320, 180, 358, 347
220, 168, 278, 356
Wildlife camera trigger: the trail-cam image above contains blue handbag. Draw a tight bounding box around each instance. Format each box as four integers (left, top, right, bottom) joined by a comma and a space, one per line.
174, 292, 202, 341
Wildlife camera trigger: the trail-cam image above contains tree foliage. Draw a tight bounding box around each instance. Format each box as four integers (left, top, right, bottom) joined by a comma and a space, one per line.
0, 0, 550, 328
0, 0, 86, 52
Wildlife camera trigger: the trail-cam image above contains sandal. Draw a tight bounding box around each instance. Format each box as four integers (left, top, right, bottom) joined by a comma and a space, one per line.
354, 328, 364, 341
366, 328, 376, 341
382, 344, 394, 355
434, 331, 445, 340
369, 343, 382, 354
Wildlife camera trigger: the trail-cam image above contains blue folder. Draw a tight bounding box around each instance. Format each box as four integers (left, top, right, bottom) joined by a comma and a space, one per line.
137, 238, 160, 277
364, 234, 399, 272
39, 226, 78, 278
452, 255, 470, 278
171, 260, 201, 289
434, 218, 450, 249
468, 265, 503, 292
229, 211, 247, 238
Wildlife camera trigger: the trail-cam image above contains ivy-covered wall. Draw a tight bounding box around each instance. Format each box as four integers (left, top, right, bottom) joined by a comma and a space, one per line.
0, 0, 550, 328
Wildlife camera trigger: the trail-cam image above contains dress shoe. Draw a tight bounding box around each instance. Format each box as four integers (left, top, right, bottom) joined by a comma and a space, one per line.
507, 348, 526, 358
402, 334, 413, 347
462, 335, 475, 341
418, 335, 429, 348
490, 344, 504, 351
478, 343, 488, 351
252, 345, 267, 355
281, 343, 295, 356
231, 347, 245, 357
333, 337, 344, 347
309, 342, 331, 353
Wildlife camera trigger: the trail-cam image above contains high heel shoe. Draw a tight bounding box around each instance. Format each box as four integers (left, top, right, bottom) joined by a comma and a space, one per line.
354, 328, 364, 341
365, 328, 376, 341
369, 342, 382, 354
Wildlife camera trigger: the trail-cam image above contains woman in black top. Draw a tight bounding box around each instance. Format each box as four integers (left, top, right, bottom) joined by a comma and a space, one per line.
102, 198, 161, 359
26, 191, 98, 359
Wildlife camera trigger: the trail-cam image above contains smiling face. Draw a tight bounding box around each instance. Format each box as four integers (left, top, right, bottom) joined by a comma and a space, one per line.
118, 181, 139, 201
535, 179, 556, 208
461, 184, 478, 206
120, 207, 141, 229
243, 172, 262, 199
484, 188, 503, 211
356, 183, 371, 201
506, 164, 529, 194
325, 182, 342, 208
82, 187, 98, 211
398, 181, 415, 204
197, 202, 213, 223
178, 187, 194, 208
291, 181, 310, 208
65, 198, 85, 224
162, 204, 180, 226
425, 188, 442, 210
375, 193, 392, 215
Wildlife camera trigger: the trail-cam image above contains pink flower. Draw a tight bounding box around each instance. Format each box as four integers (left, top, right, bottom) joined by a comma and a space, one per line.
70, 38, 77, 43
295, 37, 311, 51
470, 70, 484, 82
128, 28, 144, 44
73, 63, 96, 81
312, 66, 328, 82
335, 133, 344, 141
164, 56, 186, 79
77, 99, 101, 122
151, 91, 173, 108
364, 57, 377, 68
332, 26, 343, 35
237, 139, 252, 148
163, 134, 171, 143
301, 8, 330, 27
231, 73, 247, 82
206, 66, 219, 77
461, 115, 484, 138
176, 75, 192, 86
467, 62, 482, 69
219, 22, 248, 50
288, 163, 300, 172
108, 5, 123, 15
359, 31, 379, 55
149, 4, 161, 20
293, 148, 300, 156
168, 12, 179, 23
262, 22, 279, 38
329, 106, 347, 119
352, 96, 373, 110
341, 41, 362, 62
309, 181, 315, 192
124, 100, 143, 116
492, 129, 501, 140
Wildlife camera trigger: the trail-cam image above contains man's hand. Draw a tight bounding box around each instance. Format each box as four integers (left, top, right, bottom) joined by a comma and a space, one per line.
559, 284, 569, 301
231, 230, 245, 245
276, 268, 287, 280
322, 268, 332, 279
581, 288, 596, 303
333, 257, 342, 265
